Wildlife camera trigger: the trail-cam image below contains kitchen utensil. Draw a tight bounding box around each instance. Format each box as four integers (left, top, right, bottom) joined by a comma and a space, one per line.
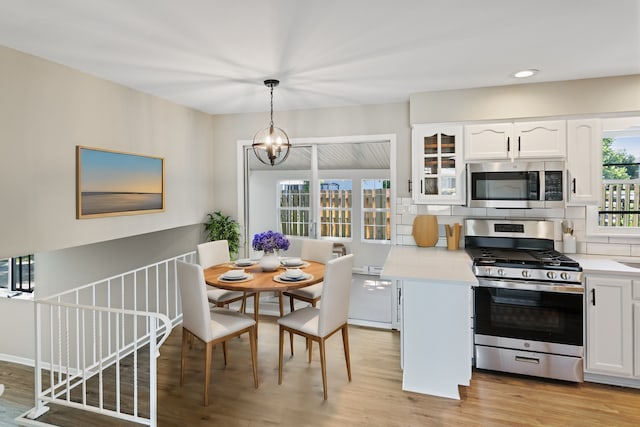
445, 223, 462, 250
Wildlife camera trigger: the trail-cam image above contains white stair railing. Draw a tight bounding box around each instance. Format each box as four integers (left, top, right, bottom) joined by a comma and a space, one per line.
20, 251, 195, 427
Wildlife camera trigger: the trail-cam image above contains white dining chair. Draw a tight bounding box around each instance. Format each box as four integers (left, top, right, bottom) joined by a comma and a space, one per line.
197, 240, 256, 314
277, 253, 354, 400
280, 239, 335, 355
177, 260, 258, 406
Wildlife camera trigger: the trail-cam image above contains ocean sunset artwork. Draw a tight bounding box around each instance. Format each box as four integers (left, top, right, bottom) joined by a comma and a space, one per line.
77, 146, 164, 218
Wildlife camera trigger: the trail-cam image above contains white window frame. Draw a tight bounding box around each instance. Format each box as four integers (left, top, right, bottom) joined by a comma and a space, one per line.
361, 178, 391, 244
278, 179, 311, 238
319, 178, 352, 241
587, 116, 640, 238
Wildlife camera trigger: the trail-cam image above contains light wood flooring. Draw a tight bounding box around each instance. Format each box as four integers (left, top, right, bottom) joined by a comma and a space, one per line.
2, 316, 640, 426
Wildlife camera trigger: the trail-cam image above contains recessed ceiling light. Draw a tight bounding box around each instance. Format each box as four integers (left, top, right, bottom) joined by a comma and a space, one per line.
513, 69, 539, 78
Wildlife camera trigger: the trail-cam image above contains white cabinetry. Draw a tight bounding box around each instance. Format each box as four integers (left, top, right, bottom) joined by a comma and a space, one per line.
566, 119, 602, 205
585, 275, 633, 377
464, 120, 566, 161
411, 124, 465, 205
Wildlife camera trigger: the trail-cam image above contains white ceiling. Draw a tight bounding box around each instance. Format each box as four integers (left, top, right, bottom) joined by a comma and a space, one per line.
0, 0, 639, 115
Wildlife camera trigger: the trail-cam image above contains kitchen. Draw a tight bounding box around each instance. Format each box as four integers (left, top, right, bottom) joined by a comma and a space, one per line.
1, 1, 640, 426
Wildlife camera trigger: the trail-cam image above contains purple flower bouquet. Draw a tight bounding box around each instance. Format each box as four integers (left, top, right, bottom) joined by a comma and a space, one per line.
252, 230, 290, 253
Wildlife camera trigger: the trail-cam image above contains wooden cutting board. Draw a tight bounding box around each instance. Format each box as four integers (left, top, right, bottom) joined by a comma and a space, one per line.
412, 215, 439, 247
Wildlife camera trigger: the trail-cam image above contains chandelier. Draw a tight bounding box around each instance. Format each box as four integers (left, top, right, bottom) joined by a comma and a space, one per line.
252, 79, 291, 166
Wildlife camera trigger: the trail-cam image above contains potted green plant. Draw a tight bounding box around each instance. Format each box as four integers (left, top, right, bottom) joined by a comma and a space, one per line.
203, 211, 241, 259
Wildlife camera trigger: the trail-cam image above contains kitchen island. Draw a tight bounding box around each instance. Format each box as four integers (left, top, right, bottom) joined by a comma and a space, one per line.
381, 246, 478, 399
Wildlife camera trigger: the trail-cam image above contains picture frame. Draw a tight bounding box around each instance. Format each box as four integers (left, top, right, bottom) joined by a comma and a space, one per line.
76, 146, 165, 219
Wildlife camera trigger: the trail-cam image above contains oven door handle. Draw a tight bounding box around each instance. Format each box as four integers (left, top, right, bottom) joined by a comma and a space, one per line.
477, 278, 584, 294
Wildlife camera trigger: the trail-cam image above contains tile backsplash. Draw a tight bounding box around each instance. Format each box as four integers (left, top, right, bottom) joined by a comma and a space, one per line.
395, 197, 638, 257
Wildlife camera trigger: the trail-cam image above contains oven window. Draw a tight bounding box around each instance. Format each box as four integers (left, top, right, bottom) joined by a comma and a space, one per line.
474, 287, 583, 346
471, 171, 539, 201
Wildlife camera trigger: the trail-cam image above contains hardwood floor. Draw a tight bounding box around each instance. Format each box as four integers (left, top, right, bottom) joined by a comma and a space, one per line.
2, 316, 640, 426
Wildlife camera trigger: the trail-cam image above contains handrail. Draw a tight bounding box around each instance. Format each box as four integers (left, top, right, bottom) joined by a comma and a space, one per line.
21, 251, 196, 427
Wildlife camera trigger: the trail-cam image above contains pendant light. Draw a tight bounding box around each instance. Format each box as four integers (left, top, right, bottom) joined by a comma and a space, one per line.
252, 79, 291, 166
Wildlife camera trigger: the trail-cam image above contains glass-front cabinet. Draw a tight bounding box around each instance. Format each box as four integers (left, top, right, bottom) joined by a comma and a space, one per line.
411, 124, 465, 204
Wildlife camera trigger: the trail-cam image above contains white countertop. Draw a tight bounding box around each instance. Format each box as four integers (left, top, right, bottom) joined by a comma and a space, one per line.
380, 246, 478, 286
572, 254, 640, 277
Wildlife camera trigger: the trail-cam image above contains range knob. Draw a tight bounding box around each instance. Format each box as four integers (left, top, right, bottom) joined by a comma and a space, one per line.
522, 270, 530, 278
546, 271, 557, 280
497, 269, 505, 277
560, 272, 570, 280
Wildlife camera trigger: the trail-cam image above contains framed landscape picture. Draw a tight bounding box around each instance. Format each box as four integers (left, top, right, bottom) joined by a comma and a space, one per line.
76, 146, 165, 219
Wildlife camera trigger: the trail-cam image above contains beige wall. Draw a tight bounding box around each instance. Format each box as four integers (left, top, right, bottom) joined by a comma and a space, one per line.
0, 45, 216, 259
210, 102, 411, 218
410, 74, 640, 124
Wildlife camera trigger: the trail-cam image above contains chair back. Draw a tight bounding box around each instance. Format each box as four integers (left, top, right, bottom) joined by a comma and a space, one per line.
301, 239, 334, 264
197, 240, 231, 269
317, 254, 354, 336
177, 260, 213, 342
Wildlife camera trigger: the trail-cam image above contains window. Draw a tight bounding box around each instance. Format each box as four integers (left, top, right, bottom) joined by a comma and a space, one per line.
319, 179, 351, 239
278, 180, 310, 237
598, 134, 640, 228
362, 179, 391, 242
0, 255, 35, 293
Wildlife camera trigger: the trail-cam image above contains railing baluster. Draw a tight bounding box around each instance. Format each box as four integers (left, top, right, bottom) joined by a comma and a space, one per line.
28, 251, 192, 427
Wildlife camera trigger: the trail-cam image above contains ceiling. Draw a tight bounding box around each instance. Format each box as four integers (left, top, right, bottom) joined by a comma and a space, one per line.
0, 0, 638, 116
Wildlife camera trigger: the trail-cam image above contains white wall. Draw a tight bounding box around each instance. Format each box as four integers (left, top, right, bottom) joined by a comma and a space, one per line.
0, 45, 216, 259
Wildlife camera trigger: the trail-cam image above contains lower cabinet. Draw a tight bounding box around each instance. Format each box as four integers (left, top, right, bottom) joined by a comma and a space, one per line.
585, 275, 637, 380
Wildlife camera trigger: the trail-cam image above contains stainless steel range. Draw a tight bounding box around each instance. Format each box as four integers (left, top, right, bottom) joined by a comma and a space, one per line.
466, 218, 584, 382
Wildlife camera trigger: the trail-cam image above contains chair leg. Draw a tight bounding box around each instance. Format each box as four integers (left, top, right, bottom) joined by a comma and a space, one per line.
240, 292, 247, 313
279, 292, 284, 317
204, 341, 213, 406
249, 325, 259, 388
289, 296, 295, 355
342, 325, 352, 382
319, 338, 328, 400
180, 330, 189, 386
307, 301, 318, 361
222, 341, 228, 366
278, 326, 285, 385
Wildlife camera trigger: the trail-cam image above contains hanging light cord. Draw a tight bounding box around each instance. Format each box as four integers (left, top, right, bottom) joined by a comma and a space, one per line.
269, 84, 274, 127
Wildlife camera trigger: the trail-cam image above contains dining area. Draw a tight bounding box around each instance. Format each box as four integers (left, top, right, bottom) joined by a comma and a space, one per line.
176, 234, 355, 405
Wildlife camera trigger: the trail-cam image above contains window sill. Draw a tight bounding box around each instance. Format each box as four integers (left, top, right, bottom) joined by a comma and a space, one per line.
586, 206, 640, 239
0, 289, 33, 300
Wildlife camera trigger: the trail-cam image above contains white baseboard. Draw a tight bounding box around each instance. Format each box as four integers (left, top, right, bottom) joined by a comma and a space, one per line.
0, 353, 34, 367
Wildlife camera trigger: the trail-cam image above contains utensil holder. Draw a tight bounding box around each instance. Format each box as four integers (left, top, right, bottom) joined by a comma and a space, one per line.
445, 223, 461, 251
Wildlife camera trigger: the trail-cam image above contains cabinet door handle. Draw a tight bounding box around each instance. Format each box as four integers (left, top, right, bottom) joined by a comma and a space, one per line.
507, 136, 510, 152
408, 179, 412, 193
572, 178, 576, 194
518, 136, 521, 152
420, 180, 423, 194
591, 288, 596, 306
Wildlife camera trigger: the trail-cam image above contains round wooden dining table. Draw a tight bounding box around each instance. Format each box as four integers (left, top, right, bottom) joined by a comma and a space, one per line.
203, 260, 325, 336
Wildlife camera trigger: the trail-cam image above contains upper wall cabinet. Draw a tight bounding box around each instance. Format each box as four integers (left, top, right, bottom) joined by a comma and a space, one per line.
566, 119, 602, 205
412, 124, 465, 205
464, 120, 567, 161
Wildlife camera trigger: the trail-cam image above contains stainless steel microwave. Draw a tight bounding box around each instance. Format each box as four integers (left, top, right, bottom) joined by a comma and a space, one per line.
467, 161, 565, 208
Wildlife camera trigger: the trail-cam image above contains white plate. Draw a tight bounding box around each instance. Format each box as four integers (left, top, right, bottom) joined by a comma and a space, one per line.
281, 258, 304, 267
234, 259, 256, 267
275, 273, 311, 282
222, 269, 246, 280
284, 268, 305, 279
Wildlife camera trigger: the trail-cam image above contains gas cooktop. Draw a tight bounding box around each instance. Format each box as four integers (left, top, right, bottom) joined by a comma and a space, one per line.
466, 247, 581, 271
